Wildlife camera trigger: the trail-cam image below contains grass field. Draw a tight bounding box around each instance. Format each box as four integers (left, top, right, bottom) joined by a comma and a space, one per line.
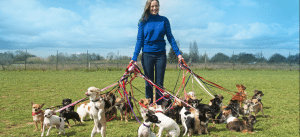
0, 69, 298, 136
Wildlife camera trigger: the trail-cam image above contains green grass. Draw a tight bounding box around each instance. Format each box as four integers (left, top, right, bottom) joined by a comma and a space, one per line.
0, 70, 298, 136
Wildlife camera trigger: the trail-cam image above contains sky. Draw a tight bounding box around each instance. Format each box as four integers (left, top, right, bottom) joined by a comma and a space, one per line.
0, 0, 298, 59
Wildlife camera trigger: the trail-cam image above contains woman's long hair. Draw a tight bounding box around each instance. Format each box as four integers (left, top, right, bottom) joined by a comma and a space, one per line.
138, 0, 159, 25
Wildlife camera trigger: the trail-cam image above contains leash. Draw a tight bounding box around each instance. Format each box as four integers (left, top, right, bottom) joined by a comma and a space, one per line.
55, 97, 88, 113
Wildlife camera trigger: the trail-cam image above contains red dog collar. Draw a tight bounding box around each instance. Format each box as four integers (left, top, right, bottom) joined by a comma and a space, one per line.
139, 102, 148, 109
32, 111, 42, 116
156, 111, 163, 113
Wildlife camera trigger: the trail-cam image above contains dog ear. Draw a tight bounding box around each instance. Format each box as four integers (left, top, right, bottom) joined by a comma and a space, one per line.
40, 103, 44, 108
254, 89, 258, 94
95, 88, 101, 93
139, 99, 144, 104
241, 84, 246, 90
236, 84, 240, 88
31, 102, 34, 106
242, 116, 248, 121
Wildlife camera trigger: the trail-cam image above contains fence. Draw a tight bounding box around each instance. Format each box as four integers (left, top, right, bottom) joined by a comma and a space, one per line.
1, 61, 299, 71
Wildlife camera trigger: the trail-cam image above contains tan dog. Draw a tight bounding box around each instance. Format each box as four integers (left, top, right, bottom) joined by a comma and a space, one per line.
31, 102, 44, 131
250, 99, 265, 117
138, 98, 151, 121
115, 96, 133, 122
231, 84, 247, 108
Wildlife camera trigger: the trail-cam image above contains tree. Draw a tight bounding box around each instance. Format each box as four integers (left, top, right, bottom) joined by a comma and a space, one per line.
210, 53, 229, 62
286, 53, 299, 64
14, 50, 36, 62
189, 41, 199, 63
106, 52, 115, 60
0, 52, 14, 70
199, 52, 209, 63
268, 53, 286, 63
168, 46, 176, 63
168, 40, 179, 63
229, 54, 238, 62
237, 53, 256, 64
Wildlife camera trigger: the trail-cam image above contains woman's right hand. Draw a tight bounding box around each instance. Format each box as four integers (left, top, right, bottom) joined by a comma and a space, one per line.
130, 60, 137, 65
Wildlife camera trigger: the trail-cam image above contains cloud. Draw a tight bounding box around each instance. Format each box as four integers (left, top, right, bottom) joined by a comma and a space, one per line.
0, 0, 298, 59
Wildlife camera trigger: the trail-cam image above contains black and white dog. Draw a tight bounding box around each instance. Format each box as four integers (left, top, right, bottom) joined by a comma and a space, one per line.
180, 106, 198, 136
62, 98, 74, 112
138, 111, 161, 137
59, 109, 82, 128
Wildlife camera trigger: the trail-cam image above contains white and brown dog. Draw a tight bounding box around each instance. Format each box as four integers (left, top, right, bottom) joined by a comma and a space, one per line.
31, 102, 44, 131
77, 102, 93, 122
86, 86, 106, 137
244, 99, 265, 117
41, 109, 65, 136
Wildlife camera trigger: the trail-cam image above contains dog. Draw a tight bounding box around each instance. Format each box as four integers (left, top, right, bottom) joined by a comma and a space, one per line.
62, 98, 74, 112
77, 102, 93, 122
195, 103, 212, 135
31, 102, 44, 131
187, 91, 196, 99
154, 107, 180, 137
138, 111, 161, 137
180, 106, 201, 136
226, 99, 243, 117
207, 95, 223, 125
41, 109, 65, 136
231, 84, 247, 108
102, 92, 118, 120
226, 115, 257, 133
86, 86, 106, 137
139, 98, 152, 121
115, 93, 133, 122
222, 109, 238, 123
244, 99, 265, 117
59, 109, 82, 128
243, 99, 252, 116
252, 89, 264, 105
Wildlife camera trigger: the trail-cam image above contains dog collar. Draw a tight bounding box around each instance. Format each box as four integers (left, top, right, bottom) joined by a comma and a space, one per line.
143, 123, 150, 128
92, 99, 99, 102
139, 102, 148, 109
156, 111, 163, 113
32, 111, 42, 116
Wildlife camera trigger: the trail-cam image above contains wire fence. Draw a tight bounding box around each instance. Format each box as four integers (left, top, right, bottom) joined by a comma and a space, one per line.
1, 49, 299, 71
2, 61, 299, 71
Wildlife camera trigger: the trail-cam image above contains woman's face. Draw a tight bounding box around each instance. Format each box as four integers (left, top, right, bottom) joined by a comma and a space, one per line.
150, 1, 159, 15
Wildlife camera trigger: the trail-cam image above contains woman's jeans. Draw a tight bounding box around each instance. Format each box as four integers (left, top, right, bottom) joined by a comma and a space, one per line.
141, 51, 166, 105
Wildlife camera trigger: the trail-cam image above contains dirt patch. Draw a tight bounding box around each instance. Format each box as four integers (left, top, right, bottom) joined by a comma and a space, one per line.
27, 122, 34, 125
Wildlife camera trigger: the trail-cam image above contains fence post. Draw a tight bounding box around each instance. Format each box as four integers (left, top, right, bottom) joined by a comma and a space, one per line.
25, 49, 27, 71
87, 50, 89, 69
56, 50, 58, 71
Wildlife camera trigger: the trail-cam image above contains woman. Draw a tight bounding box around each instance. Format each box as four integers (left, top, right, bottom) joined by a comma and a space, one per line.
130, 0, 183, 106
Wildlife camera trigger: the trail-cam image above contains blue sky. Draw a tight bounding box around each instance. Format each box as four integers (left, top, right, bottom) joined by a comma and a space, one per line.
0, 0, 298, 59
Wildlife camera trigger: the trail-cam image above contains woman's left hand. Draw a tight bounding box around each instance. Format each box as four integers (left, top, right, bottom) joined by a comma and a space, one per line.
178, 54, 184, 63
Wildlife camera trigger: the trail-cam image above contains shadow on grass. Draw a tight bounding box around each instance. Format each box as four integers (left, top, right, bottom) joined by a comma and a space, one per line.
208, 126, 228, 132
256, 115, 270, 118
63, 131, 76, 136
